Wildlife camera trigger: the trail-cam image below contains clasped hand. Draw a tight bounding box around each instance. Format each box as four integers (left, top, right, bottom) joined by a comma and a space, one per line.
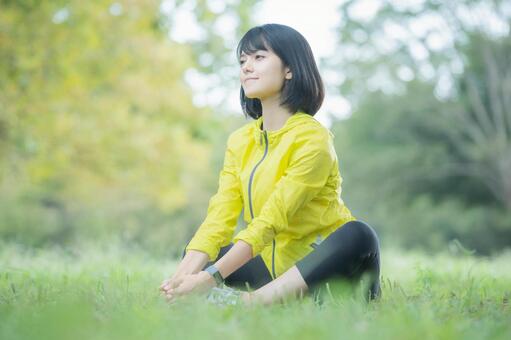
159, 271, 216, 302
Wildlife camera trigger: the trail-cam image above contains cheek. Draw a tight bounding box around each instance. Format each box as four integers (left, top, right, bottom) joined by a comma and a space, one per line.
267, 73, 285, 89
268, 65, 285, 83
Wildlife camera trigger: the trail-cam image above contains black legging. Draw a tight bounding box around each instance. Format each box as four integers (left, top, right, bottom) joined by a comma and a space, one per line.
182, 220, 381, 301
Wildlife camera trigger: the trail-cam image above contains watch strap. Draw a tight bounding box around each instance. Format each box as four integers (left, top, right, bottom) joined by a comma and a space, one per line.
204, 264, 224, 286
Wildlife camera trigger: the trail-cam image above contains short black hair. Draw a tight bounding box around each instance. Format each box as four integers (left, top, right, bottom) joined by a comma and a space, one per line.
236, 23, 325, 119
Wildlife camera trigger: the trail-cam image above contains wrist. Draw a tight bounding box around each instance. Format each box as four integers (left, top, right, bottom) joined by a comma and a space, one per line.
200, 270, 218, 287
203, 264, 225, 287
182, 250, 210, 273
173, 267, 193, 277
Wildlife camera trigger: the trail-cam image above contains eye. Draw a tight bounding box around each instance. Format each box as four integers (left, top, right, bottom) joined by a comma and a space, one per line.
256, 55, 264, 59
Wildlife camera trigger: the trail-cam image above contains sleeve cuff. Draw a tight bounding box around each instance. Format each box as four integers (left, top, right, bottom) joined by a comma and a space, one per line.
232, 220, 276, 256
185, 237, 219, 262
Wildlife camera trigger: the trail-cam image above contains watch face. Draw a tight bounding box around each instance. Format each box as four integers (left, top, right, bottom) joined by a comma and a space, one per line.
213, 272, 223, 284
206, 265, 223, 285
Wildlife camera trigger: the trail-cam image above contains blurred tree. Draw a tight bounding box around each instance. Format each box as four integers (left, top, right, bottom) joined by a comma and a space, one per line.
0, 0, 255, 255
329, 0, 511, 254
159, 0, 258, 110
450, 34, 511, 209
329, 0, 510, 104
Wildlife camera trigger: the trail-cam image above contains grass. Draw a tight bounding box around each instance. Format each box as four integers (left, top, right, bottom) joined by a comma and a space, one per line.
0, 241, 510, 340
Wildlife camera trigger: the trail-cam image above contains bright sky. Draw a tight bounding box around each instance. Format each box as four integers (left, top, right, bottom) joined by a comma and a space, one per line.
165, 0, 509, 128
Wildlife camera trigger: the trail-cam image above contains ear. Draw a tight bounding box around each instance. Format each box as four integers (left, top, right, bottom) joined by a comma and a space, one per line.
285, 68, 293, 80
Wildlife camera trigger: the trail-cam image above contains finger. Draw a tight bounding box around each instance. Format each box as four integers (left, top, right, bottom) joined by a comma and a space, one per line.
176, 281, 196, 296
170, 277, 184, 288
162, 276, 183, 290
160, 284, 171, 293
160, 279, 170, 290
166, 292, 180, 304
173, 285, 187, 296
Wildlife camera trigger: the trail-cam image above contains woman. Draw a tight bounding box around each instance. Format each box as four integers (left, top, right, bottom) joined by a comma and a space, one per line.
160, 23, 381, 306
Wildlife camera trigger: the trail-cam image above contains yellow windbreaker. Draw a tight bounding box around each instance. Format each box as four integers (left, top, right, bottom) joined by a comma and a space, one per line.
185, 111, 356, 279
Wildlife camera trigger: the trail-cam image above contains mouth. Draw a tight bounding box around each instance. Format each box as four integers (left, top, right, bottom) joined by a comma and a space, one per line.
244, 78, 258, 84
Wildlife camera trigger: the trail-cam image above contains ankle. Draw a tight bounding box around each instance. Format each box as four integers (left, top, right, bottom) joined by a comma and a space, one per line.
240, 292, 252, 306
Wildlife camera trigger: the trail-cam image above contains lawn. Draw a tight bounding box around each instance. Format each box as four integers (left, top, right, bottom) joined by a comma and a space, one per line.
1, 241, 510, 340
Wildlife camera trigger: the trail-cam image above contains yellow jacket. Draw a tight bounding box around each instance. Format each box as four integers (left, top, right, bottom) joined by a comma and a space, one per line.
185, 111, 356, 279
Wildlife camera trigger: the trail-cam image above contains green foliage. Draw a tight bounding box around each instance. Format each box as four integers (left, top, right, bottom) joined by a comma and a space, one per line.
333, 76, 511, 254
330, 1, 511, 254
0, 0, 250, 254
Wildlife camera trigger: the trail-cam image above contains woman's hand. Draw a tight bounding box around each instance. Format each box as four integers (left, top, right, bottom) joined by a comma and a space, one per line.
159, 275, 184, 296
159, 250, 211, 297
161, 271, 217, 302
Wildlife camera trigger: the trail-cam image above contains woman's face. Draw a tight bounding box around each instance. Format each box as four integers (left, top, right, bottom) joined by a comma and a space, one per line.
239, 48, 292, 100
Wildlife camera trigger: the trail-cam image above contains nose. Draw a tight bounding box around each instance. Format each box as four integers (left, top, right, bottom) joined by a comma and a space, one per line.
241, 58, 253, 73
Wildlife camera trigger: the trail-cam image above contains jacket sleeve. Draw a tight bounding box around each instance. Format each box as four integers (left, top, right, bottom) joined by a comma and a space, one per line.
185, 133, 243, 261
232, 130, 335, 257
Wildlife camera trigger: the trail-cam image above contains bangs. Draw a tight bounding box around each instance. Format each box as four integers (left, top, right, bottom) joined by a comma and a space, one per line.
236, 29, 270, 60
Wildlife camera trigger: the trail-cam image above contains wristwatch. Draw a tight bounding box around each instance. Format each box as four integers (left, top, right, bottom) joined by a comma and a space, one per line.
204, 264, 224, 286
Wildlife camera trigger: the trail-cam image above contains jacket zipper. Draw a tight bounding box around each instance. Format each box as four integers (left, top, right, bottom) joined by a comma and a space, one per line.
247, 129, 276, 279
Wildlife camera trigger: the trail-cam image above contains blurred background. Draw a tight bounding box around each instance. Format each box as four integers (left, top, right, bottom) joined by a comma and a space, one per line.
1, 0, 510, 259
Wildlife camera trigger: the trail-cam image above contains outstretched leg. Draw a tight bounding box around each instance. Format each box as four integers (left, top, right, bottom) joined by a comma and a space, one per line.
241, 265, 309, 305
181, 242, 273, 290
243, 220, 381, 305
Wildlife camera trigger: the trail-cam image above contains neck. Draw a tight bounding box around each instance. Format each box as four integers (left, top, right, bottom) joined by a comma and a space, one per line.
260, 95, 293, 131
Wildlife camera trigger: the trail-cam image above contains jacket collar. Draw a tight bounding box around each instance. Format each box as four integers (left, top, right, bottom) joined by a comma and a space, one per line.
251, 111, 312, 145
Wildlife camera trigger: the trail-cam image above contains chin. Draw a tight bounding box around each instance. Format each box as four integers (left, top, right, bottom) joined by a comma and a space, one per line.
243, 91, 262, 99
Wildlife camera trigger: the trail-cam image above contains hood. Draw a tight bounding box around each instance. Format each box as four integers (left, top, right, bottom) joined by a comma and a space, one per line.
250, 111, 315, 145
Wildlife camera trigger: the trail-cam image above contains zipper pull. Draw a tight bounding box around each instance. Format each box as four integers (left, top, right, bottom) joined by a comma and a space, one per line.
259, 132, 262, 145
315, 234, 323, 246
